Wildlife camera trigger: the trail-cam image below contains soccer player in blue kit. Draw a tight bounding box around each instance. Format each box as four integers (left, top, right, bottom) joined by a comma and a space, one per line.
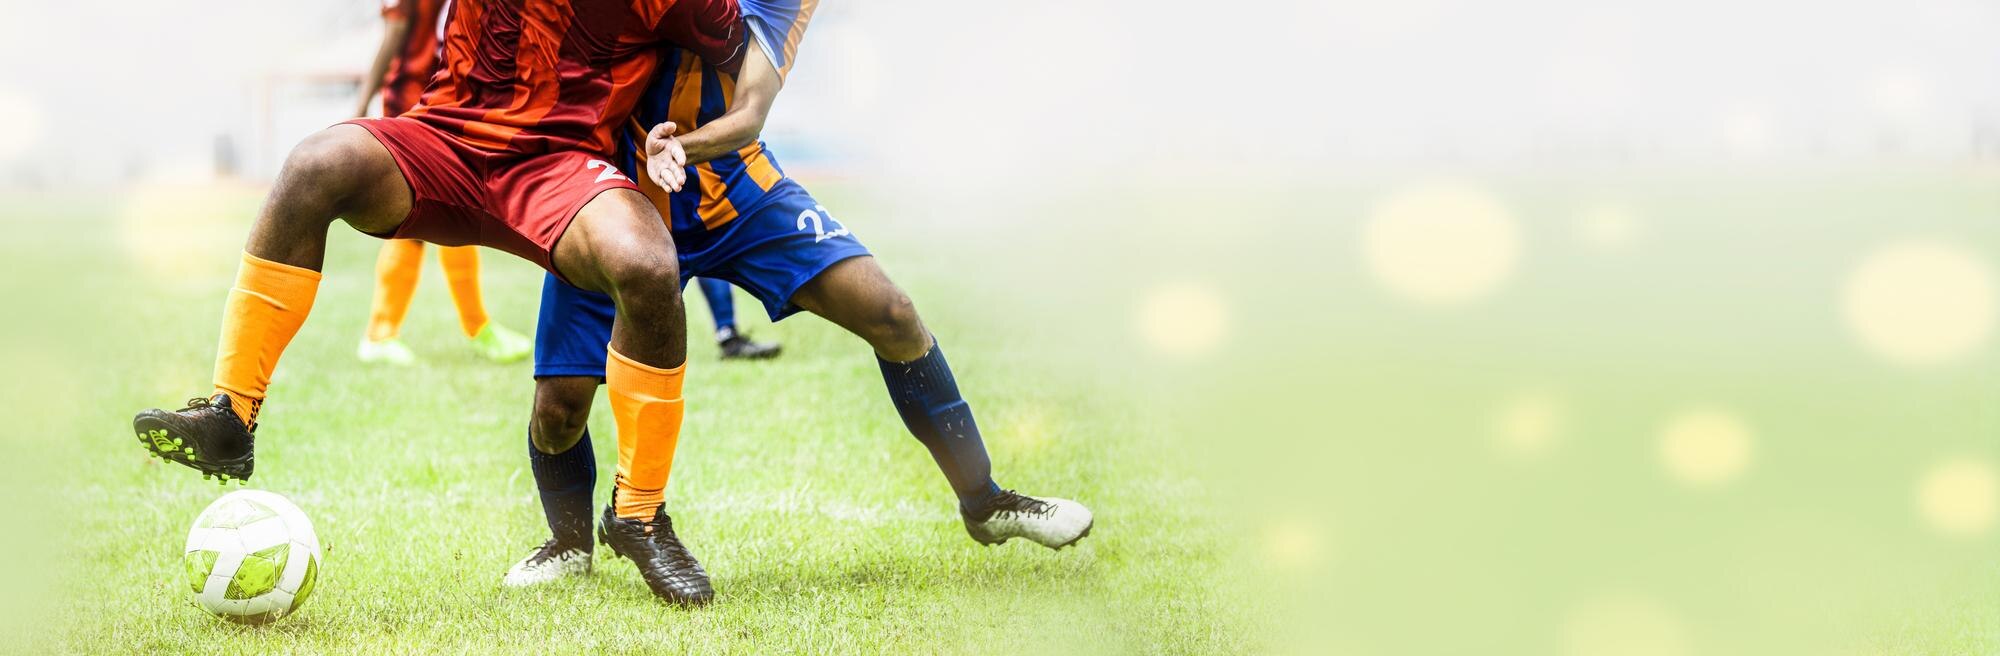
503, 1, 1093, 592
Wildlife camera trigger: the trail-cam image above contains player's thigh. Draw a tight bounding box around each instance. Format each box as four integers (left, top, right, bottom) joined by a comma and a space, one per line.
279, 123, 412, 235
792, 256, 927, 344
550, 188, 679, 296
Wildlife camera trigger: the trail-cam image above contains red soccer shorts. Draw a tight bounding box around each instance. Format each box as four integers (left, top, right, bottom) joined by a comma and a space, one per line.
345, 117, 640, 278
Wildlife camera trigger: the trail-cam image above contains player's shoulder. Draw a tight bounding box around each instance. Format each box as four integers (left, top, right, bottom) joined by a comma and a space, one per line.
738, 0, 812, 37
738, 0, 817, 77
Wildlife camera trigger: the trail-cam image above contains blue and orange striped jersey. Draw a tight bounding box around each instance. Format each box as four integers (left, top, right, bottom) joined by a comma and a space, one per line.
621, 0, 819, 235
739, 0, 817, 80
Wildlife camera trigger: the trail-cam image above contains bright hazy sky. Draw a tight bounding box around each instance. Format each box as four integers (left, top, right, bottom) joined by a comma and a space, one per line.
0, 0, 1994, 186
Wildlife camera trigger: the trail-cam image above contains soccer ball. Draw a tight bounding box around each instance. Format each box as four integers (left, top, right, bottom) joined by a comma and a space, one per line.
182, 489, 323, 624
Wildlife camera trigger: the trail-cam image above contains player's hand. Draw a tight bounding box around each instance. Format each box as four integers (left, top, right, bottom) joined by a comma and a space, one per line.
645, 121, 689, 192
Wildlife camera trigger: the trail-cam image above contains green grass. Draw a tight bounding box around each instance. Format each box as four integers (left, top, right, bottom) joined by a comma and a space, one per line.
6, 170, 1998, 654
5, 185, 1256, 654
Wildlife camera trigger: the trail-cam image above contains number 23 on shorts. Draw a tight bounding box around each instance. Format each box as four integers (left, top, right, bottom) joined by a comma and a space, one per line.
797, 205, 848, 243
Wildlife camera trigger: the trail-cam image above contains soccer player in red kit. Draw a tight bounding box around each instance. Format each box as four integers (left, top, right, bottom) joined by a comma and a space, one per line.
133, 0, 747, 605
353, 0, 535, 367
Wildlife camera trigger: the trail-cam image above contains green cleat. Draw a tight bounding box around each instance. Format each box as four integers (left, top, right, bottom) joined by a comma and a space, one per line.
357, 337, 419, 366
470, 323, 533, 363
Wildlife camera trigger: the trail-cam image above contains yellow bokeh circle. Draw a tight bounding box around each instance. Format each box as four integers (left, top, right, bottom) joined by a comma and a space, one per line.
1917, 459, 1997, 537
1493, 391, 1565, 459
1135, 282, 1229, 358
1362, 183, 1521, 307
1843, 241, 1996, 367
1658, 409, 1754, 488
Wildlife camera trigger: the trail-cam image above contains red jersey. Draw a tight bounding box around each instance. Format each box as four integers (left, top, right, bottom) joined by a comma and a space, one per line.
405, 0, 745, 157
379, 0, 447, 116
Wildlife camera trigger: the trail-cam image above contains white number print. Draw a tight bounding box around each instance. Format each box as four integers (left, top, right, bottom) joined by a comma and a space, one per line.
796, 205, 850, 243
585, 159, 630, 184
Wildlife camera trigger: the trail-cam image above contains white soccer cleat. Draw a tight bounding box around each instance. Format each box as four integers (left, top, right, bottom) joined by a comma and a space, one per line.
963, 490, 1094, 549
502, 539, 592, 587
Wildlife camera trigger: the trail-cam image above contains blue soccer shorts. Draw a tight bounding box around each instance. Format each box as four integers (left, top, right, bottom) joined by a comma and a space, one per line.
533, 179, 870, 378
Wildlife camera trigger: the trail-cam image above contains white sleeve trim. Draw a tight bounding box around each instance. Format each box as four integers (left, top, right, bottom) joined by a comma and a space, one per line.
744, 18, 782, 73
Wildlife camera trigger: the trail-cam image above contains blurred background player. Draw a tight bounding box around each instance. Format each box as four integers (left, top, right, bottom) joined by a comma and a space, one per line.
351, 0, 532, 366
504, 0, 1090, 588
694, 277, 781, 359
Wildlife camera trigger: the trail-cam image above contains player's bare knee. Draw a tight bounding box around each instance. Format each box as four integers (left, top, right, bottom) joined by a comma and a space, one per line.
282, 131, 356, 184
278, 129, 376, 211
530, 386, 593, 454
530, 408, 588, 454
603, 245, 681, 299
868, 293, 930, 355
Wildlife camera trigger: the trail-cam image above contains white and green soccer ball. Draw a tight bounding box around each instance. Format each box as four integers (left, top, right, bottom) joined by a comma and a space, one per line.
183, 489, 322, 624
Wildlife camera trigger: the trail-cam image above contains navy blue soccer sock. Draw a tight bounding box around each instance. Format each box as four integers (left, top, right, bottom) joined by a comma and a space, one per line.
697, 278, 737, 336
528, 428, 597, 550
878, 342, 1003, 515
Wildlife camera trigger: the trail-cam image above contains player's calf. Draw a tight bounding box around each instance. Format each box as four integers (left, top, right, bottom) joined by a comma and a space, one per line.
507, 381, 602, 587
134, 126, 411, 483
549, 190, 705, 598
529, 379, 600, 545
794, 257, 1096, 548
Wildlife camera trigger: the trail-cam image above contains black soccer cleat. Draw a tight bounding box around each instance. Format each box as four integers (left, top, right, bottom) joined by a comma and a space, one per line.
716, 327, 781, 361
132, 393, 255, 484
596, 505, 715, 605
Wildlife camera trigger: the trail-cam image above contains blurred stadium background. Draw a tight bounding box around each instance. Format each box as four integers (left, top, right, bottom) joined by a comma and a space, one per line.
1, 1, 1996, 654
0, 1, 1997, 186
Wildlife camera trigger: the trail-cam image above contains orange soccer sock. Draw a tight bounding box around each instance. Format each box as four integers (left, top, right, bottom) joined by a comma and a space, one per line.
436, 245, 490, 338
212, 252, 323, 424
364, 239, 424, 343
607, 347, 687, 520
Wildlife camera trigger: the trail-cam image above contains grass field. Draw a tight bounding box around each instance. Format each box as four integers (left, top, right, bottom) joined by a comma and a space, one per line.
3, 183, 1257, 654
3, 170, 1997, 654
